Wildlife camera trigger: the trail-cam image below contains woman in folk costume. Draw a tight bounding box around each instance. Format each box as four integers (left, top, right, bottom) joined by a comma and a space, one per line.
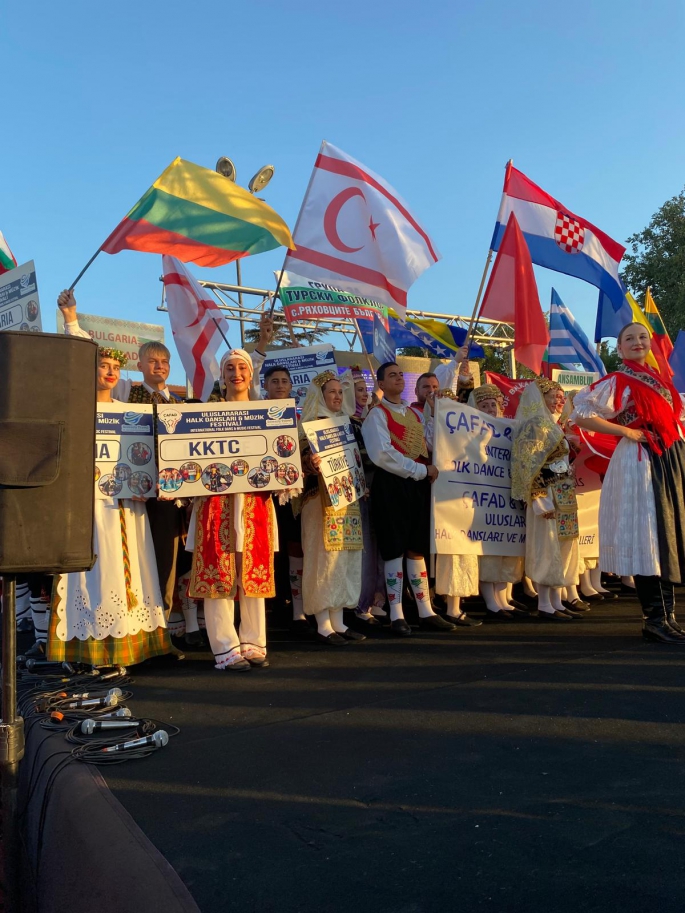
572, 323, 685, 643
48, 346, 172, 666
187, 348, 277, 670
511, 378, 580, 621
467, 384, 526, 619
349, 366, 387, 625
298, 370, 365, 645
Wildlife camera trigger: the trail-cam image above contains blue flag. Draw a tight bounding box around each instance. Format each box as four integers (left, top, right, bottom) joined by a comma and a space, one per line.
669, 330, 685, 393
594, 282, 633, 342
359, 316, 485, 360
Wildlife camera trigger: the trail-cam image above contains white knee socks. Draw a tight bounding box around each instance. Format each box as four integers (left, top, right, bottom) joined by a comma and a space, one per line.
406, 558, 434, 618
494, 582, 513, 610
384, 557, 405, 621
537, 584, 554, 614
481, 582, 502, 613
315, 609, 336, 637
446, 595, 462, 619
30, 596, 50, 644
330, 607, 347, 634
580, 569, 599, 597
590, 567, 611, 595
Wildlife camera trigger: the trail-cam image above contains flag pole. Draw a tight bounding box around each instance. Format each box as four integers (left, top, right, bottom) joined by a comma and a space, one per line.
353, 318, 378, 378
463, 158, 513, 348
68, 247, 103, 290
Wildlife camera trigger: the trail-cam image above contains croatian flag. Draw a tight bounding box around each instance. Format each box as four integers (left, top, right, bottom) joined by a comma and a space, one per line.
491, 165, 626, 310
548, 289, 606, 376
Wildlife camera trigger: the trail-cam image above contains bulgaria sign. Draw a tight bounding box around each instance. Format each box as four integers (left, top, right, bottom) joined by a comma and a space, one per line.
278, 271, 388, 323
302, 415, 365, 508
156, 400, 302, 498
95, 403, 156, 500
0, 260, 42, 333
431, 400, 526, 556
56, 311, 165, 372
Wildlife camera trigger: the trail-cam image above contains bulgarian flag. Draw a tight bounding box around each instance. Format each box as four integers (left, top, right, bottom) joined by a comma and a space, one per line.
0, 230, 17, 275
644, 286, 674, 376
101, 157, 294, 267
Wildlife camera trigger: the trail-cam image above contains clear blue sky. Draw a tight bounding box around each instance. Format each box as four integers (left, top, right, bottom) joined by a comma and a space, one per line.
3, 0, 684, 383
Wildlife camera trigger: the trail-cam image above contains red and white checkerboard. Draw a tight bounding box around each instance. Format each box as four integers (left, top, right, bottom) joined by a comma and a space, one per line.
554, 212, 585, 254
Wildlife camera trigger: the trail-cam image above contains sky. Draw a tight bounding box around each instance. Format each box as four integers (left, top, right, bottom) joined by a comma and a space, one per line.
2, 1, 684, 384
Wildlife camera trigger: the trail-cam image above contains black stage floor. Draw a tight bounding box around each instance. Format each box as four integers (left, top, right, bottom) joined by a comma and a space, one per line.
103, 597, 685, 913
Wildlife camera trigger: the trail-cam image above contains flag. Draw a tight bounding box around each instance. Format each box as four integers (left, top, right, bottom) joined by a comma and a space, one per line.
284, 142, 441, 319
102, 158, 294, 267
0, 230, 17, 275
491, 164, 626, 310
548, 289, 606, 376
358, 314, 485, 359
669, 330, 685, 393
480, 212, 549, 374
594, 287, 633, 342
484, 371, 532, 418
644, 287, 673, 376
162, 256, 231, 401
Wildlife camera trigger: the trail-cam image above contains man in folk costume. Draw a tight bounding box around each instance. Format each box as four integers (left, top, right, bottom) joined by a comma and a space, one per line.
362, 362, 456, 635
573, 322, 685, 643
187, 347, 277, 670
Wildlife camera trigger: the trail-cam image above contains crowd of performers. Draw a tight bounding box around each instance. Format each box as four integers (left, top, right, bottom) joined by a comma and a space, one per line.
14, 293, 685, 674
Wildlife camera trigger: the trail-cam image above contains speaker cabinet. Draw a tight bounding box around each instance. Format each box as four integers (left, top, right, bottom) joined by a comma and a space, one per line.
0, 331, 97, 574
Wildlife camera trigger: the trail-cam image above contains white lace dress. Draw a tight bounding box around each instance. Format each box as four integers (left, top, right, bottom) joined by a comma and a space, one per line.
572, 378, 661, 576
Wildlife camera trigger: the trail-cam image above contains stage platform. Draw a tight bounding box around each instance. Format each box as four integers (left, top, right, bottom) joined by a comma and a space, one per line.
98, 595, 685, 913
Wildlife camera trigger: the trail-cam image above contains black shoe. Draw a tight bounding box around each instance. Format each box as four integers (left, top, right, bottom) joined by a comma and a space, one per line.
485, 609, 515, 622
538, 609, 573, 621
25, 641, 46, 659
316, 632, 348, 646
390, 619, 412, 637
579, 592, 604, 602
445, 613, 482, 627
563, 600, 591, 614
290, 619, 313, 635
339, 628, 366, 642
596, 590, 618, 600
246, 655, 270, 667
432, 593, 448, 612
507, 598, 530, 612
643, 620, 685, 643
419, 614, 456, 631
184, 630, 204, 647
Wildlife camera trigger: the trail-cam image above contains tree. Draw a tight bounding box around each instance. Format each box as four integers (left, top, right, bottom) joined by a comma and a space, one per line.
598, 340, 621, 373
621, 187, 685, 337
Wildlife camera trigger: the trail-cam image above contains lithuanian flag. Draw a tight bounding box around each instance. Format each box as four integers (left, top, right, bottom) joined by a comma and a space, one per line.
644, 287, 673, 376
101, 157, 294, 267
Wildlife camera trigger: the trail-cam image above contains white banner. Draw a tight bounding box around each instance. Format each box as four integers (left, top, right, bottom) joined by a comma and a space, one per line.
156, 400, 302, 498
573, 445, 601, 557
302, 415, 365, 507
431, 400, 526, 555
95, 403, 156, 500
260, 344, 336, 408
0, 260, 41, 333
56, 311, 165, 372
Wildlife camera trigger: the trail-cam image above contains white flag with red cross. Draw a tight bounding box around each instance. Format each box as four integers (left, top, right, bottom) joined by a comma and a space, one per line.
162, 255, 230, 401
283, 142, 441, 320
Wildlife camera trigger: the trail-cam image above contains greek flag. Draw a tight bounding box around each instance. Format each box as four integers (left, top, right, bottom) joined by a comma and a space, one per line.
549, 289, 606, 376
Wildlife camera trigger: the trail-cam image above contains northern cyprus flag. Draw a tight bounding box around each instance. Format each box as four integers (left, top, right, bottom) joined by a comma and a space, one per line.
284, 142, 441, 319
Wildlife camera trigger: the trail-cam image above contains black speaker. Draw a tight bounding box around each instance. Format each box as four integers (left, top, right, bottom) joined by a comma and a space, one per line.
0, 331, 97, 574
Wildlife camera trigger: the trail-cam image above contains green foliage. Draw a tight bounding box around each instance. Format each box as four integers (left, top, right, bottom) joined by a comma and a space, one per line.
621, 188, 685, 337
397, 346, 429, 357
598, 340, 621, 373
243, 304, 328, 347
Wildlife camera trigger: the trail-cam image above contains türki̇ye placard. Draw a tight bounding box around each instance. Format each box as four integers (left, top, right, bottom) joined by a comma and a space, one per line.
156, 400, 302, 498
302, 415, 365, 508
95, 403, 156, 500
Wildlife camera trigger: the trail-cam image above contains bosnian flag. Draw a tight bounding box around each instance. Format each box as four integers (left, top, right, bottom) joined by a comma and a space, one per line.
162, 255, 231, 401
491, 164, 626, 310
283, 142, 441, 319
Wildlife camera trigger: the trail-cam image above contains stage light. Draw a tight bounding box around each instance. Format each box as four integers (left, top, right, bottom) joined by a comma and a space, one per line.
248, 164, 275, 194
215, 157, 237, 182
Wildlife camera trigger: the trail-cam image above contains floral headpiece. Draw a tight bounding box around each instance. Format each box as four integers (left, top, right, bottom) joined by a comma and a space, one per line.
535, 378, 563, 395
312, 370, 338, 389
473, 383, 504, 406
98, 346, 127, 367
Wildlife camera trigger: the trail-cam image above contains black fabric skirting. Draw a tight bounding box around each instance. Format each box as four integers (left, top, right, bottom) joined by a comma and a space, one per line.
650, 438, 685, 584
274, 497, 302, 544
370, 467, 431, 561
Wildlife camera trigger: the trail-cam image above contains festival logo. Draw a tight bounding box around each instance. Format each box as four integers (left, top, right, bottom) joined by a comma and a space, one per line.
554, 212, 585, 254
159, 408, 182, 433
123, 411, 145, 426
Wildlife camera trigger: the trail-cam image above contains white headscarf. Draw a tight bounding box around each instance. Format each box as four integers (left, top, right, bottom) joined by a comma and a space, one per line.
299, 369, 355, 425
219, 348, 260, 400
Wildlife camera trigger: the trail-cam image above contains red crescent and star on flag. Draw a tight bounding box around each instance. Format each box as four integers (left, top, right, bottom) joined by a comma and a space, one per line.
323, 187, 380, 253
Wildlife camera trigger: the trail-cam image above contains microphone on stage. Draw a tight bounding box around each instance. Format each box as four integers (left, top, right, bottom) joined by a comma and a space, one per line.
98, 666, 127, 681
100, 730, 169, 753
65, 693, 118, 710
70, 688, 123, 700
25, 659, 75, 674
101, 707, 132, 719
80, 718, 139, 735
